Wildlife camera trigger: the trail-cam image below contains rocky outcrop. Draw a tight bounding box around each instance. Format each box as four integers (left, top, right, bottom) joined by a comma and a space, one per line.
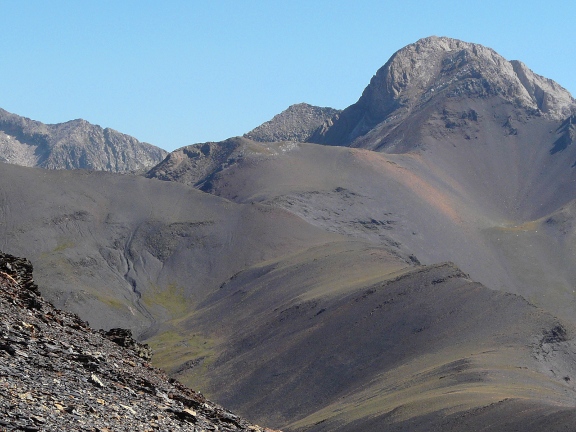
0, 251, 278, 431
244, 103, 340, 143
551, 114, 576, 155
99, 328, 152, 361
146, 138, 245, 189
309, 36, 576, 147
146, 136, 302, 191
0, 108, 167, 172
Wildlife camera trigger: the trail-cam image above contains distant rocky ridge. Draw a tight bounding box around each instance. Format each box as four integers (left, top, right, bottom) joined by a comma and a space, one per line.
146, 138, 245, 189
244, 103, 340, 143
0, 251, 277, 431
0, 108, 167, 172
145, 136, 305, 191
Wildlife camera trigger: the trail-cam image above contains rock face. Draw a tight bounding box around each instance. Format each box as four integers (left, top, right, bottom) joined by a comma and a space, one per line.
244, 103, 340, 143
99, 328, 152, 362
0, 108, 167, 172
309, 36, 576, 148
0, 251, 277, 431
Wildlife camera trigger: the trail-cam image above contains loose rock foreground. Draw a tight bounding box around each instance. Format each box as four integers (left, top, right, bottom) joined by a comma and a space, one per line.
0, 251, 277, 432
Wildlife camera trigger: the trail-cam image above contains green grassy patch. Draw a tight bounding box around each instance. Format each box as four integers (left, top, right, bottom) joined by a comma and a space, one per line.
146, 329, 219, 390
142, 282, 190, 318
96, 295, 128, 311
53, 241, 75, 253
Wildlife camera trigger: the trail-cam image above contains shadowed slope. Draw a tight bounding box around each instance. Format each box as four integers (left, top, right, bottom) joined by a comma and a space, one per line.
168, 249, 576, 431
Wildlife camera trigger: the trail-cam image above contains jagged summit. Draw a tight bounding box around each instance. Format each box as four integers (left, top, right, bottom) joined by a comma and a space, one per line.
310, 36, 576, 147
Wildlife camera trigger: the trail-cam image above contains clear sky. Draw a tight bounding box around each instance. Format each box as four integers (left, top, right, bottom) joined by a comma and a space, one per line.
1, 1, 575, 152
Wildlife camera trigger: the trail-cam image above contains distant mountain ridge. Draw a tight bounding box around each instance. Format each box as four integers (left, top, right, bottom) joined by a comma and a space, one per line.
146, 138, 246, 189
0, 108, 167, 172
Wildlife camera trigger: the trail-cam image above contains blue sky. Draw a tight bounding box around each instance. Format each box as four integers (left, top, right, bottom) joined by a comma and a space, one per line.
1, 1, 575, 152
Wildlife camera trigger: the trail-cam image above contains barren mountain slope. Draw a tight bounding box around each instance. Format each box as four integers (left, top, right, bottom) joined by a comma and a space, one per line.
146, 137, 576, 325
144, 135, 576, 429
0, 108, 167, 172
0, 161, 346, 337
4, 174, 576, 431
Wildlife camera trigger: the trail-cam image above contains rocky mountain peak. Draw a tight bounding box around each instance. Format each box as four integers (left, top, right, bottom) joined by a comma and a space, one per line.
510, 59, 575, 118
244, 103, 340, 143
310, 36, 576, 146
367, 36, 574, 119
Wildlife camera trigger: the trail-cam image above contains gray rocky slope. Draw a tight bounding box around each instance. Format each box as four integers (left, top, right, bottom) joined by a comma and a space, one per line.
0, 108, 167, 172
0, 251, 277, 431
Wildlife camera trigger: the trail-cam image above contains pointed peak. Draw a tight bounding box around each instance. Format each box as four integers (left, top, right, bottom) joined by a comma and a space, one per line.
372, 36, 574, 118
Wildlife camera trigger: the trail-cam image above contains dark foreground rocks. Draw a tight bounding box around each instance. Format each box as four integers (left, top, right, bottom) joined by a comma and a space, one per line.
0, 251, 278, 432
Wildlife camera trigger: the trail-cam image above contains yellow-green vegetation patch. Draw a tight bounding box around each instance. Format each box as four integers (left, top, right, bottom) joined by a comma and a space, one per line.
491, 220, 540, 233
146, 330, 219, 390
53, 240, 75, 253
142, 282, 191, 318
38, 239, 75, 258
95, 294, 129, 311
